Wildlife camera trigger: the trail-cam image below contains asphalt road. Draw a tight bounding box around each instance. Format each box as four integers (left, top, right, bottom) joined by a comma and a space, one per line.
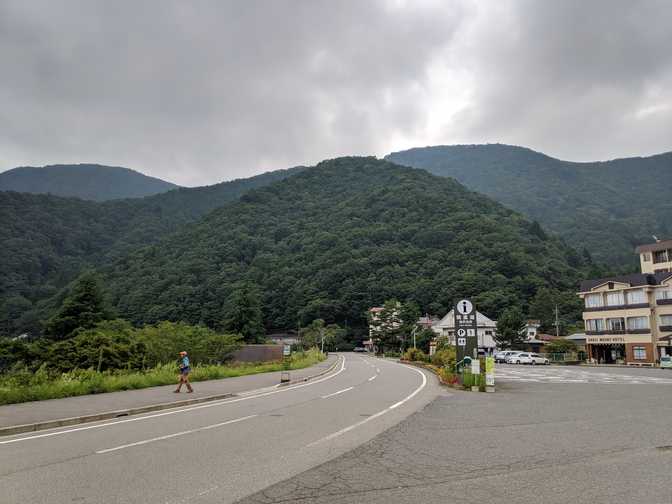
0, 353, 439, 504
238, 364, 672, 504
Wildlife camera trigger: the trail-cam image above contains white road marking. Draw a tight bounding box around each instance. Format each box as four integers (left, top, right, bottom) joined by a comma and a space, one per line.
321, 387, 354, 399
96, 415, 257, 454
368, 375, 377, 382
307, 364, 427, 448
376, 368, 381, 373
0, 355, 347, 445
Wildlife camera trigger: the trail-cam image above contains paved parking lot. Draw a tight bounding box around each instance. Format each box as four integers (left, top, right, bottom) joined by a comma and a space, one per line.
496, 364, 672, 384
239, 364, 672, 504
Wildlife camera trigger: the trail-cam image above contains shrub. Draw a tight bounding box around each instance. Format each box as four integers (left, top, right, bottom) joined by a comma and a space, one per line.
430, 346, 456, 368
403, 347, 427, 362
544, 338, 578, 354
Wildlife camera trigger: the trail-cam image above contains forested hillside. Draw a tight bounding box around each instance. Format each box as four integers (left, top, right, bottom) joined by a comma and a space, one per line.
0, 167, 303, 336
386, 144, 672, 266
101, 157, 587, 334
0, 164, 179, 201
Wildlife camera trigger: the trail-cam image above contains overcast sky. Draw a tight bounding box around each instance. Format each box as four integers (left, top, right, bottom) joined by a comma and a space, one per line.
1, 0, 671, 186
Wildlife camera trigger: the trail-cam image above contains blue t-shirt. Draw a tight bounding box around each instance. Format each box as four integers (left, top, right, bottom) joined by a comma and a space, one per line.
181, 356, 190, 368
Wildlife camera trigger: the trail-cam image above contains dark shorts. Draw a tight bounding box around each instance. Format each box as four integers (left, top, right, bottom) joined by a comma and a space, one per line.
180, 367, 191, 375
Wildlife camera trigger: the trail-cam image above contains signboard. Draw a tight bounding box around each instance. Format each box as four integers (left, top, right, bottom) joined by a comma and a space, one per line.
485, 356, 495, 386
471, 358, 480, 375
283, 344, 291, 356
454, 298, 478, 366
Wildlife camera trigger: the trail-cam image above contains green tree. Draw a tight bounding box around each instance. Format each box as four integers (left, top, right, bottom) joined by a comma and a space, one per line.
369, 299, 402, 353
223, 283, 265, 343
414, 327, 435, 353
544, 338, 577, 354
528, 288, 558, 333
399, 301, 421, 351
44, 272, 112, 340
299, 319, 343, 351
495, 306, 526, 349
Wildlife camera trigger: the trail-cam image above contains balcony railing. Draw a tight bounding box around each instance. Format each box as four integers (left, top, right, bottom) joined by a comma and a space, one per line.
584, 302, 649, 312
660, 325, 672, 333
657, 299, 672, 306
585, 329, 650, 336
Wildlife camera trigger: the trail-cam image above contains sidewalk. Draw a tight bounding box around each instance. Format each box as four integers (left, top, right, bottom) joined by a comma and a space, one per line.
0, 354, 338, 435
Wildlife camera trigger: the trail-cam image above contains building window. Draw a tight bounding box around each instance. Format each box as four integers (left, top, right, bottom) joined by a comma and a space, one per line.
605, 292, 625, 307
586, 319, 605, 331
627, 316, 649, 330
633, 347, 647, 360
607, 318, 625, 331
585, 293, 603, 308
661, 315, 672, 326
643, 253, 651, 262
656, 289, 672, 300
485, 330, 492, 335
653, 250, 669, 264
626, 289, 646, 305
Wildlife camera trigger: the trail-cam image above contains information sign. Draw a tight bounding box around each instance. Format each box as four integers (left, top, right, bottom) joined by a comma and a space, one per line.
454, 298, 478, 366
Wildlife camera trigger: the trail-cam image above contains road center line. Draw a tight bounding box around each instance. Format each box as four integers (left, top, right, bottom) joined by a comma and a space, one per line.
321, 386, 354, 399
1, 355, 346, 445
95, 415, 257, 454
368, 375, 377, 382
307, 364, 427, 448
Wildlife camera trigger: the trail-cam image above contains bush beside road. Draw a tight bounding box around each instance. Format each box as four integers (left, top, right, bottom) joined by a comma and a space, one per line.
0, 348, 325, 406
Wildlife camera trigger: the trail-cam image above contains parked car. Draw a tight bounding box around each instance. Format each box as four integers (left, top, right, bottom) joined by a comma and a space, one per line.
661, 356, 672, 368
353, 347, 366, 353
507, 352, 549, 365
496, 351, 521, 363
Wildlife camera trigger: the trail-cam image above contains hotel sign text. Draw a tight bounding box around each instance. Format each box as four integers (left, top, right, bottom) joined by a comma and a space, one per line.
587, 335, 626, 344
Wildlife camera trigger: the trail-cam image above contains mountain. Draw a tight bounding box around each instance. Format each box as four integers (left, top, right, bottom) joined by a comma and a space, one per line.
386, 144, 672, 267
100, 157, 586, 333
0, 167, 303, 336
0, 164, 179, 201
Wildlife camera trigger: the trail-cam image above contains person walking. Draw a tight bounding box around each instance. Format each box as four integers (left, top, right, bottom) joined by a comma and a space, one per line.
174, 351, 194, 393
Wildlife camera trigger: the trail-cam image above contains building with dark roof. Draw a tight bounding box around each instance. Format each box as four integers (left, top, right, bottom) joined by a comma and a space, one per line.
578, 240, 672, 366
636, 239, 672, 274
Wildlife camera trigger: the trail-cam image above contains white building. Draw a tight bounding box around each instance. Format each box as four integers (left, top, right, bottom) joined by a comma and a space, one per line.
431, 309, 498, 352
524, 320, 541, 340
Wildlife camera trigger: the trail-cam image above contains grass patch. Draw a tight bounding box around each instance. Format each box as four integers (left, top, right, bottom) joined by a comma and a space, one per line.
0, 348, 325, 406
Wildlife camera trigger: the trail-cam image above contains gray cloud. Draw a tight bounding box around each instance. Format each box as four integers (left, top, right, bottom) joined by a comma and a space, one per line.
0, 0, 670, 185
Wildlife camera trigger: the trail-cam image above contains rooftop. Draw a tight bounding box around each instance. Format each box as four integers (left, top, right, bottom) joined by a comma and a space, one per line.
635, 239, 672, 253
579, 271, 672, 292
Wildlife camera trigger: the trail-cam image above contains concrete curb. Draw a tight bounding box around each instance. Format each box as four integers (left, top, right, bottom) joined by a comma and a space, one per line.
0, 355, 340, 438
0, 392, 236, 437
280, 354, 342, 386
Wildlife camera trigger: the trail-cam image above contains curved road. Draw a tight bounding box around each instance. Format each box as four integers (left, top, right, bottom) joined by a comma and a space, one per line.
0, 353, 439, 504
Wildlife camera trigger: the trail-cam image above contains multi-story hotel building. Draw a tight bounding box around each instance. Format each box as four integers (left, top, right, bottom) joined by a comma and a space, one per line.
637, 239, 672, 274
578, 240, 672, 365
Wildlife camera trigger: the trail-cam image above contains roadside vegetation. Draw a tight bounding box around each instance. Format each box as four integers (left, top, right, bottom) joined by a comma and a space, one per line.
0, 274, 326, 405
0, 348, 324, 406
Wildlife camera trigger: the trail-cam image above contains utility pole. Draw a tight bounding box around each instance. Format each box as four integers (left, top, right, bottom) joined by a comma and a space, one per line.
554, 304, 560, 337
412, 325, 417, 349
320, 327, 325, 353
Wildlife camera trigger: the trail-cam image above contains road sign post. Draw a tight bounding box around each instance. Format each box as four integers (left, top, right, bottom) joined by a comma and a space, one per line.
485, 355, 495, 392
280, 344, 292, 383
454, 298, 478, 370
